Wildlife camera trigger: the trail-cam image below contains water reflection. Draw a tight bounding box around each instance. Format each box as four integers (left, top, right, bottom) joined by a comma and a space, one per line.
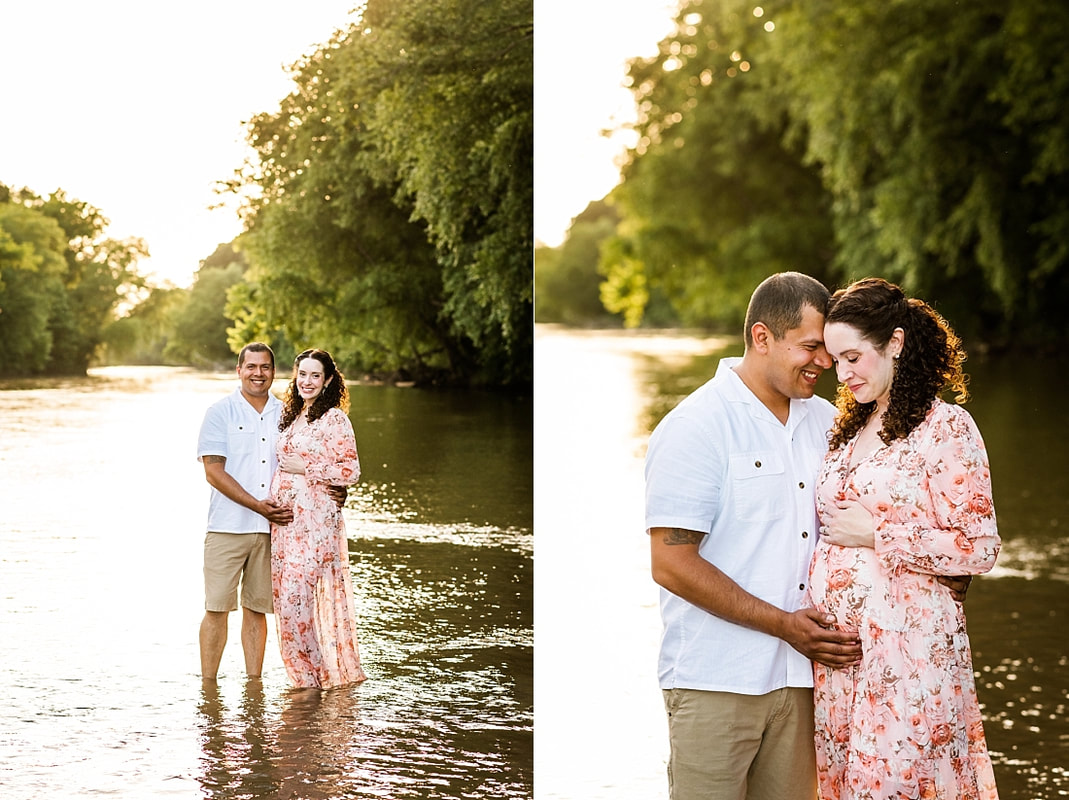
197, 680, 281, 798
349, 387, 533, 531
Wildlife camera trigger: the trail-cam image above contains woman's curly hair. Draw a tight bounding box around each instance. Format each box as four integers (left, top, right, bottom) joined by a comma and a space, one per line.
279, 348, 350, 431
826, 278, 969, 450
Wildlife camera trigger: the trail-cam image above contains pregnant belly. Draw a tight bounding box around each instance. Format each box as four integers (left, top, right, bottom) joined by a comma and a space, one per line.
809, 543, 880, 632
271, 473, 308, 509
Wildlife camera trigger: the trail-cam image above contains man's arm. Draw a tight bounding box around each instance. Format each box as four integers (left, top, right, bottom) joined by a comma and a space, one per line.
202, 455, 293, 526
936, 574, 972, 602
650, 526, 862, 668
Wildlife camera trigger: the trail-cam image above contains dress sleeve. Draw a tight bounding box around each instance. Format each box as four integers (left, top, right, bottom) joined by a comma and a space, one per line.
304, 409, 362, 486
874, 404, 1000, 576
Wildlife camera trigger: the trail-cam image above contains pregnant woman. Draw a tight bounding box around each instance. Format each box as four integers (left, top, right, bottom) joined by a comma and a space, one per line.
271, 348, 367, 688
809, 278, 1000, 799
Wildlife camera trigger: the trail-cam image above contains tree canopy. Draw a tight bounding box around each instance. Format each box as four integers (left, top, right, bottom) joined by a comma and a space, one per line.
0, 184, 146, 376
535, 200, 625, 326
225, 0, 532, 385
597, 0, 1069, 347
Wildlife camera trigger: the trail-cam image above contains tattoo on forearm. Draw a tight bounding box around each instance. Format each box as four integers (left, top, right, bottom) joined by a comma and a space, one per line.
663, 528, 704, 545
204, 455, 226, 464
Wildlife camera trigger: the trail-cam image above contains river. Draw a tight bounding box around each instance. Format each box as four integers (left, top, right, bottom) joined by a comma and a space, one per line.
0, 366, 532, 799
534, 325, 1068, 800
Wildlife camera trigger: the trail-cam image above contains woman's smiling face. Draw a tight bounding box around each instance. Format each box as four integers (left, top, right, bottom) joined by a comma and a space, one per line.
296, 356, 331, 402
824, 321, 902, 409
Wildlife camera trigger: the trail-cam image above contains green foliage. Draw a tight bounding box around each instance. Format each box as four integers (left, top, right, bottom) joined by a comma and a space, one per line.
534, 200, 623, 326
603, 0, 1069, 347
100, 285, 187, 365
0, 185, 146, 375
0, 204, 67, 374
226, 0, 532, 385
146, 243, 252, 368
774, 0, 1020, 339
162, 261, 245, 367
601, 0, 836, 330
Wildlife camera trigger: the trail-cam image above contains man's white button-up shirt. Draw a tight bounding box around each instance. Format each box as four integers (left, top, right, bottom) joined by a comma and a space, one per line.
197, 388, 282, 534
645, 357, 836, 694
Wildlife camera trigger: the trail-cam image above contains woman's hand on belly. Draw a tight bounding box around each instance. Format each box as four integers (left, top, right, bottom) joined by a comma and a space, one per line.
820, 500, 876, 549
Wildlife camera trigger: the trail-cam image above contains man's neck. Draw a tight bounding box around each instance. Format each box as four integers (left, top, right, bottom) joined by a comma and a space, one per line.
240, 389, 269, 414
731, 360, 790, 425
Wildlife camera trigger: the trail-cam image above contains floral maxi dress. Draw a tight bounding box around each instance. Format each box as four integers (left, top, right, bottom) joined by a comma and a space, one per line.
808, 401, 1000, 799
270, 407, 367, 688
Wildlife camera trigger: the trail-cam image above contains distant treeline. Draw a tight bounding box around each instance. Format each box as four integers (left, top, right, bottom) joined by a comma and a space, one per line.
2, 0, 532, 386
537, 0, 1069, 352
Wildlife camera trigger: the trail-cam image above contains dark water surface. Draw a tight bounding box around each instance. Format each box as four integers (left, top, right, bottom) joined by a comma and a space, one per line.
534, 326, 1068, 800
0, 367, 532, 799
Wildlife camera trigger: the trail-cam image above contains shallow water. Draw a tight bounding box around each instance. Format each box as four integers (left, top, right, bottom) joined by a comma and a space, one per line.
0, 367, 532, 799
534, 326, 1069, 800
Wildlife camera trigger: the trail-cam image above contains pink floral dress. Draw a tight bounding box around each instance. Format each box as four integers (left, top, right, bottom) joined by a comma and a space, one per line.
808, 400, 1000, 799
270, 407, 367, 689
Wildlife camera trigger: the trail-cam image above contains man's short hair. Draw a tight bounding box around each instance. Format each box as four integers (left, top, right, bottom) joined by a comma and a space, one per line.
238, 342, 275, 368
744, 272, 831, 349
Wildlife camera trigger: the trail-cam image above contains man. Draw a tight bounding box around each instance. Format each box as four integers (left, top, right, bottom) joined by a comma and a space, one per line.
645, 273, 860, 800
197, 342, 292, 680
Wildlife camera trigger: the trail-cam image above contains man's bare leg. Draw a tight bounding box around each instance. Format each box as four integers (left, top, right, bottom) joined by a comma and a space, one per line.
200, 610, 229, 680
241, 608, 267, 678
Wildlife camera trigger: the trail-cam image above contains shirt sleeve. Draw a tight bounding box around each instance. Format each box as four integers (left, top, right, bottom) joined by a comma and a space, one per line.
644, 411, 723, 535
875, 405, 1000, 576
304, 409, 362, 486
197, 402, 227, 460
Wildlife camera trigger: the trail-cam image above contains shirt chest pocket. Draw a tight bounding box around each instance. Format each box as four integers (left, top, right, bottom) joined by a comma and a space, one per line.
227, 423, 256, 455
730, 452, 786, 522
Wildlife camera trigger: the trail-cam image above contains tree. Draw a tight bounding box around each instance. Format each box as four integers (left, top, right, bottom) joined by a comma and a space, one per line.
160, 243, 250, 367
0, 185, 148, 374
226, 0, 533, 385
603, 0, 1069, 347
535, 200, 622, 326
774, 0, 1031, 343
163, 261, 245, 367
100, 284, 187, 365
360, 0, 533, 378
0, 203, 67, 375
601, 0, 835, 330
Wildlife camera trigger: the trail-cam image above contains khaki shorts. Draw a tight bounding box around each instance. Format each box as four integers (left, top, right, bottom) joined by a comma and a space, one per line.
662, 686, 816, 800
203, 532, 273, 614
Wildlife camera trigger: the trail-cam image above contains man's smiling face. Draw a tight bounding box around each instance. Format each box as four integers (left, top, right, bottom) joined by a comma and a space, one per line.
238, 350, 275, 400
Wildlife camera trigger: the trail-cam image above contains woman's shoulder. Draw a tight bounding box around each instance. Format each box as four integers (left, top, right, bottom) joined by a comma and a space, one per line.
920, 399, 982, 442
319, 406, 354, 429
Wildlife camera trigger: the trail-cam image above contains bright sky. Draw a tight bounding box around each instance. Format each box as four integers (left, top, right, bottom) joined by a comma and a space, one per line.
2, 1, 678, 288
534, 0, 677, 247
0, 1, 361, 288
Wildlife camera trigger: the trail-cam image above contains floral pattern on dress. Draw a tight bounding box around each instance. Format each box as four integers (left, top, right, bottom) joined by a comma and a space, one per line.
808, 400, 1000, 799
271, 407, 367, 689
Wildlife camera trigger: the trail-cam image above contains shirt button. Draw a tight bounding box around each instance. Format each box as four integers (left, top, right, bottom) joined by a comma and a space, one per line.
799, 583, 805, 591
754, 460, 762, 468
798, 482, 805, 489
802, 531, 809, 539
